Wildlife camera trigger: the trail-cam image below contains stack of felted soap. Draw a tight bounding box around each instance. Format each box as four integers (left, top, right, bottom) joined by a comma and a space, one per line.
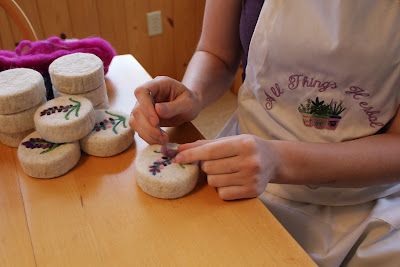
0, 53, 134, 179
17, 98, 134, 178
18, 95, 96, 178
0, 68, 46, 147
50, 53, 109, 109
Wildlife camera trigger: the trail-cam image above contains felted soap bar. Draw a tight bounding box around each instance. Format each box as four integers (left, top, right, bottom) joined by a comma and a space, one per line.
0, 129, 34, 148
53, 81, 108, 107
0, 98, 46, 134
17, 131, 81, 178
0, 68, 46, 114
135, 144, 199, 199
80, 109, 134, 157
94, 100, 110, 110
34, 96, 95, 143
49, 53, 104, 94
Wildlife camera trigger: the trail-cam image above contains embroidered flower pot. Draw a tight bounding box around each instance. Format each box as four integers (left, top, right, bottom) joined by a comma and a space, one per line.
326, 116, 341, 130
327, 101, 345, 130
312, 115, 328, 129
301, 113, 313, 127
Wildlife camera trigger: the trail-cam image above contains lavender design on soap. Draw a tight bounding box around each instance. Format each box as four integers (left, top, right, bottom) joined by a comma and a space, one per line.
22, 138, 63, 154
149, 156, 172, 175
40, 98, 81, 120
93, 111, 127, 134
148, 150, 185, 176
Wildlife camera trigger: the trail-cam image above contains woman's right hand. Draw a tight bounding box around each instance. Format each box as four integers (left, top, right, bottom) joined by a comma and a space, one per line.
129, 76, 202, 144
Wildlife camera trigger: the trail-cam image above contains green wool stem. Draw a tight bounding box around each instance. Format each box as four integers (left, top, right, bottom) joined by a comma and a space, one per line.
105, 110, 127, 134
65, 98, 81, 120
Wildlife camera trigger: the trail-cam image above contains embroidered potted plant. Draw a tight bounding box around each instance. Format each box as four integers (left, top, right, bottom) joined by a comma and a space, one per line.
310, 97, 330, 129
298, 99, 313, 127
326, 100, 345, 130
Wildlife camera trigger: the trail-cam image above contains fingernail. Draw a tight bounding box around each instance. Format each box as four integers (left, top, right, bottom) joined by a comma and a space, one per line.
157, 103, 167, 114
174, 154, 183, 163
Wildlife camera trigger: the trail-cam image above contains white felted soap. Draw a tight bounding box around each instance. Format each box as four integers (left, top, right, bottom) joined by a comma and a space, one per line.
94, 100, 110, 110
135, 145, 199, 199
49, 53, 104, 94
0, 98, 46, 134
0, 129, 34, 148
80, 109, 134, 157
34, 96, 95, 143
0, 68, 46, 114
53, 82, 108, 107
17, 131, 80, 178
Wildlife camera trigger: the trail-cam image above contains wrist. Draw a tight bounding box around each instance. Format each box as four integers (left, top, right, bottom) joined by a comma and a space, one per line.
268, 140, 297, 184
188, 88, 204, 118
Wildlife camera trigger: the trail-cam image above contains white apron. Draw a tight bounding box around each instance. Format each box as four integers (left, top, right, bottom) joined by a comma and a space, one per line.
220, 1, 400, 266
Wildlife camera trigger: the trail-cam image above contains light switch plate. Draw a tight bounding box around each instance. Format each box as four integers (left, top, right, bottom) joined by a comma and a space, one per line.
147, 11, 163, 36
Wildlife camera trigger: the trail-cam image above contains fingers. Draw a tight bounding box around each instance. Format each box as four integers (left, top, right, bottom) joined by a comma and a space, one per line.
201, 157, 240, 175
175, 138, 240, 163
207, 172, 246, 188
178, 140, 211, 152
176, 135, 269, 201
207, 171, 264, 200
132, 76, 194, 144
133, 76, 180, 144
129, 108, 168, 144
217, 186, 259, 200
134, 76, 182, 127
138, 76, 186, 103
149, 76, 182, 101
134, 85, 159, 127
178, 135, 240, 152
155, 93, 191, 120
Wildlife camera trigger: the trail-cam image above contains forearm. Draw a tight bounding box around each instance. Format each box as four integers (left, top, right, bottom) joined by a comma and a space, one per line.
182, 0, 242, 110
182, 50, 239, 110
273, 133, 400, 187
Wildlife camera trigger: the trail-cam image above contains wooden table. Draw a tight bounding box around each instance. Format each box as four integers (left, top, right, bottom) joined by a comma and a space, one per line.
0, 55, 315, 267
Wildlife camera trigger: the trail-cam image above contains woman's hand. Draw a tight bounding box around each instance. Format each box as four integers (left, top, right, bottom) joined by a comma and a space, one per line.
174, 134, 281, 200
130, 76, 202, 144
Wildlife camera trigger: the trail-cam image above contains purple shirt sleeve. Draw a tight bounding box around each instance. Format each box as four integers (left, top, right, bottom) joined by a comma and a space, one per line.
240, 0, 265, 80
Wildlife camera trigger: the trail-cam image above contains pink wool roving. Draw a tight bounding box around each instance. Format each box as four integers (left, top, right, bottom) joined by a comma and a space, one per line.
0, 36, 116, 74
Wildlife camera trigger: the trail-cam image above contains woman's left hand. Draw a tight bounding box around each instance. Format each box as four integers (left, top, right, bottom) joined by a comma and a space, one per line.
174, 134, 281, 200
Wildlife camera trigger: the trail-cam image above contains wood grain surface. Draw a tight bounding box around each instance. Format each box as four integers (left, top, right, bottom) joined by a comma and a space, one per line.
0, 0, 206, 81
0, 55, 315, 267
